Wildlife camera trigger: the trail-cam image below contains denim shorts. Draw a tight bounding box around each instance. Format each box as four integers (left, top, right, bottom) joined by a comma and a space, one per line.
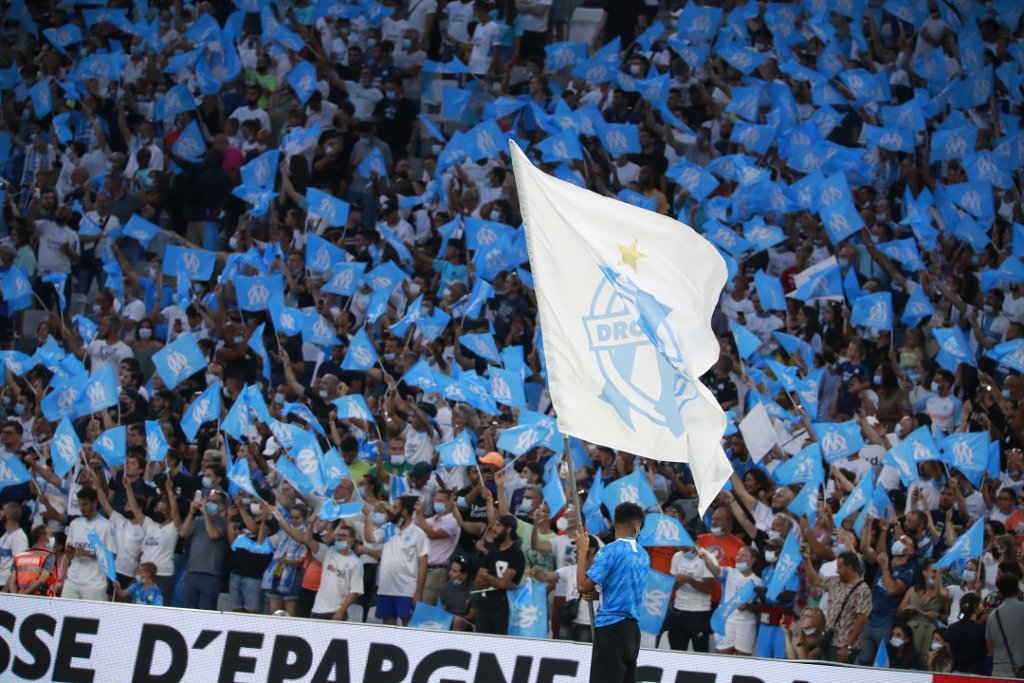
229, 574, 264, 612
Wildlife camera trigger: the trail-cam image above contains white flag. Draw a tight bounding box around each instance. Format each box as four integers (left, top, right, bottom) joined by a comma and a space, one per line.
510, 142, 731, 513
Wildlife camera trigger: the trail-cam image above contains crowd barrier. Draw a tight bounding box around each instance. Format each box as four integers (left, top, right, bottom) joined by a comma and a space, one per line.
0, 595, 1009, 682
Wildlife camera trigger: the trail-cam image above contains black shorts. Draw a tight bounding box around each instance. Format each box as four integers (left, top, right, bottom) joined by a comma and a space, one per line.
590, 619, 640, 683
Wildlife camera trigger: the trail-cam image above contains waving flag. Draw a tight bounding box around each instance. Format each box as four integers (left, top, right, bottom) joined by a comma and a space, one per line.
596, 123, 641, 156
146, 420, 169, 462
850, 292, 893, 330
490, 367, 526, 408
401, 359, 438, 394
235, 274, 282, 312
332, 395, 373, 422
458, 333, 500, 364
51, 417, 81, 478
638, 513, 694, 548
932, 327, 976, 370
790, 262, 843, 301
87, 529, 117, 582
496, 422, 547, 456
638, 569, 674, 637
74, 366, 119, 417
29, 81, 53, 117
773, 332, 815, 365
510, 141, 730, 514
987, 339, 1024, 372
834, 471, 873, 527
874, 641, 889, 668
812, 420, 865, 463
306, 188, 350, 229
787, 474, 822, 524
408, 601, 453, 631
181, 381, 222, 441
437, 431, 476, 468
729, 321, 761, 360
153, 333, 206, 389
601, 469, 658, 512
340, 328, 378, 371
711, 580, 756, 636
767, 531, 802, 599
163, 244, 216, 280
902, 285, 935, 326
931, 127, 977, 164
322, 261, 367, 297
935, 519, 984, 569
942, 432, 988, 483
507, 580, 548, 638
92, 426, 126, 468
541, 474, 567, 517
171, 120, 206, 162
227, 456, 260, 499
357, 148, 387, 177
286, 59, 317, 105
153, 83, 196, 120
0, 454, 31, 490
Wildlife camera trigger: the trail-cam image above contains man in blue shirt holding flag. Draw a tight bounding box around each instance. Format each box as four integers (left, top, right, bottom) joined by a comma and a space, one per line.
576, 502, 648, 683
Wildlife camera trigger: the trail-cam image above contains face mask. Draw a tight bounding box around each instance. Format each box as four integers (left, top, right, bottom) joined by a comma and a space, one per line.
802, 627, 817, 636
894, 423, 904, 437
711, 526, 724, 536
836, 543, 847, 555
151, 511, 166, 524
765, 551, 778, 564
46, 537, 55, 550
139, 328, 153, 340
433, 502, 447, 515
451, 578, 462, 586
385, 91, 397, 100
234, 336, 244, 345
930, 642, 943, 651
383, 353, 397, 362
229, 236, 239, 250
391, 455, 406, 466
92, 304, 103, 314
372, 512, 387, 526
366, 38, 377, 47
983, 305, 993, 315
767, 530, 781, 541
334, 541, 349, 552
930, 381, 939, 392
891, 540, 906, 556
135, 575, 143, 583
1003, 389, 1012, 399
401, 38, 412, 50
629, 64, 643, 76
926, 577, 936, 588
202, 476, 213, 489
250, 503, 261, 516
205, 373, 216, 386
519, 499, 534, 514
838, 258, 850, 269
318, 390, 329, 400
873, 374, 882, 385
890, 637, 905, 648
556, 517, 569, 532
962, 569, 976, 583
274, 393, 285, 405
457, 496, 468, 509
205, 502, 219, 515
14, 404, 25, 417
683, 550, 697, 560
736, 561, 750, 572
489, 209, 502, 222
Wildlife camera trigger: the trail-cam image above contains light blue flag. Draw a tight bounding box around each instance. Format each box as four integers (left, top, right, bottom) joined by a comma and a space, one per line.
459, 333, 500, 364
773, 332, 815, 364
318, 500, 363, 521
287, 429, 329, 495
163, 244, 216, 280
705, 221, 753, 256
240, 149, 279, 191
268, 299, 304, 337
365, 287, 391, 324
235, 273, 282, 311
332, 394, 373, 422
864, 125, 915, 153
952, 215, 990, 254
729, 321, 761, 360
902, 285, 935, 326
87, 529, 117, 582
322, 262, 367, 297
637, 569, 673, 637
171, 120, 206, 162
120, 215, 163, 248
774, 446, 823, 489
820, 200, 865, 244
597, 122, 641, 156
878, 239, 925, 272
582, 466, 608, 534
496, 422, 547, 456
92, 426, 126, 468
44, 24, 82, 52
601, 469, 658, 512
342, 328, 379, 371
181, 381, 222, 441
29, 81, 53, 117
153, 83, 196, 120
850, 292, 893, 330
306, 189, 350, 229
711, 580, 757, 636
221, 389, 254, 441
987, 339, 1024, 372
358, 147, 387, 178
834, 471, 873, 527
227, 456, 260, 498
231, 535, 273, 554
767, 530, 803, 599
930, 127, 977, 163
987, 440, 1001, 481
363, 261, 407, 291
302, 311, 342, 347
535, 129, 583, 163
152, 333, 206, 389
795, 369, 824, 416
542, 475, 567, 517
458, 278, 494, 320
812, 420, 865, 463
51, 417, 81, 479
437, 431, 476, 468
286, 59, 317, 105
0, 454, 32, 490
932, 327, 976, 369
946, 181, 993, 220
766, 360, 799, 393
790, 263, 843, 301
715, 41, 767, 75
942, 432, 988, 483
74, 365, 119, 418
874, 641, 889, 668
490, 367, 526, 408
963, 151, 1014, 190
401, 358, 438, 393
377, 224, 414, 265
305, 234, 348, 273
731, 121, 775, 155
743, 220, 786, 253
146, 420, 169, 462
545, 41, 588, 69
638, 513, 694, 548
408, 601, 453, 631
667, 160, 719, 201
417, 114, 446, 143
40, 273, 67, 310
321, 447, 351, 490
463, 217, 514, 252
935, 519, 984, 569
787, 473, 821, 524
507, 579, 548, 638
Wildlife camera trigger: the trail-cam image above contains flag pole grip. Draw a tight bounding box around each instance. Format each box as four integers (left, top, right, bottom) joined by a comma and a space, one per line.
562, 435, 596, 642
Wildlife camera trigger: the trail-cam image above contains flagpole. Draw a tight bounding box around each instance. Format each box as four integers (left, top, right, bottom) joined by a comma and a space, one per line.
563, 434, 596, 642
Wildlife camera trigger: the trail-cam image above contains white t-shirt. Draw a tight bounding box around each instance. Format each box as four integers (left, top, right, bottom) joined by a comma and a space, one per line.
721, 567, 762, 624
376, 522, 429, 597
444, 0, 473, 42
228, 105, 271, 132
109, 511, 146, 577
66, 514, 114, 587
313, 545, 364, 614
36, 220, 79, 275
0, 527, 29, 586
670, 551, 714, 611
402, 423, 437, 465
519, 0, 553, 32
140, 518, 179, 576
468, 20, 500, 76
87, 338, 134, 373
406, 0, 438, 35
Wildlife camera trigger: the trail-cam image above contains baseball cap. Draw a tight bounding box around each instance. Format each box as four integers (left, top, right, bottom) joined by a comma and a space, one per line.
478, 452, 505, 468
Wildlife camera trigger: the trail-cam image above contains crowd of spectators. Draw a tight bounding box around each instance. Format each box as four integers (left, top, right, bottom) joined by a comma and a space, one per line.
0, 0, 1023, 677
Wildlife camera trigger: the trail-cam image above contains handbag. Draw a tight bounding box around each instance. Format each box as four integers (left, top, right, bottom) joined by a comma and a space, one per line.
994, 609, 1024, 678
816, 580, 864, 652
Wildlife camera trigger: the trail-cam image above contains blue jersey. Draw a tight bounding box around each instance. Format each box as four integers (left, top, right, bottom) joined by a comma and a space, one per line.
587, 537, 650, 628
127, 582, 164, 606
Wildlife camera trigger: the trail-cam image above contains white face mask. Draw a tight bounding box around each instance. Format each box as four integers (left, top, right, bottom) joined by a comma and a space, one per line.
138, 328, 153, 340
802, 627, 816, 636
890, 637, 906, 648
765, 550, 778, 564
711, 526, 724, 536
250, 503, 261, 516
556, 517, 569, 532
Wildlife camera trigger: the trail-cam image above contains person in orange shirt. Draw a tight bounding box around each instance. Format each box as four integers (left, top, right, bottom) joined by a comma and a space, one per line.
696, 506, 745, 604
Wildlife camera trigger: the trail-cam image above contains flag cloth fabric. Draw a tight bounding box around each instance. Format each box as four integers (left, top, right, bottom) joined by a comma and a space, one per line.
767, 531, 802, 599
510, 141, 731, 514
600, 469, 658, 511
408, 601, 454, 631
145, 420, 169, 462
638, 513, 694, 548
181, 381, 222, 441
935, 518, 984, 569
638, 569, 675, 637
92, 426, 126, 468
88, 529, 117, 582
437, 431, 476, 468
874, 641, 889, 668
507, 579, 548, 638
152, 333, 206, 389
51, 417, 81, 479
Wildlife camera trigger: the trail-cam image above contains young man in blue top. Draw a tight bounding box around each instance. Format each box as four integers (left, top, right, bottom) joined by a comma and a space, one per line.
576, 502, 649, 683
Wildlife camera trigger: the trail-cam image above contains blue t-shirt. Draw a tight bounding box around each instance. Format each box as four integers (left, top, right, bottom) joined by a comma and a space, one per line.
761, 564, 799, 607
127, 582, 164, 606
869, 559, 916, 625
587, 538, 650, 628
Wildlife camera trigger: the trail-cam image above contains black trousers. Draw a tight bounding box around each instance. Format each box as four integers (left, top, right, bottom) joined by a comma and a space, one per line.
590, 619, 640, 683
663, 609, 712, 652
474, 598, 509, 635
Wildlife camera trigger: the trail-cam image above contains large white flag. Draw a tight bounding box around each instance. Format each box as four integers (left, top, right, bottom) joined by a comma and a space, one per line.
510, 142, 731, 514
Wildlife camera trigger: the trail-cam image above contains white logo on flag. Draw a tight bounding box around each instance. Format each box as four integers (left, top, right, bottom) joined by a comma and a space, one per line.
692, 15, 712, 33
492, 376, 511, 403
679, 167, 700, 190
730, 50, 752, 68
951, 440, 974, 468
655, 517, 680, 543
166, 350, 191, 376
944, 135, 967, 157
247, 283, 270, 307
57, 387, 78, 411
191, 399, 210, 423
959, 189, 981, 215
0, 461, 15, 482
643, 589, 668, 616
514, 427, 538, 453
802, 152, 821, 171
332, 269, 354, 291
552, 141, 569, 159
296, 448, 318, 475
298, 75, 315, 95
147, 433, 160, 455
314, 247, 330, 271
86, 381, 106, 407
515, 604, 539, 629
911, 441, 931, 461
177, 135, 201, 157
476, 227, 497, 246
880, 132, 903, 148
97, 435, 114, 452
868, 300, 888, 324
313, 318, 332, 340
619, 483, 640, 504
182, 252, 201, 275
738, 127, 760, 146
605, 130, 628, 151
352, 345, 374, 366
846, 74, 864, 92
451, 441, 472, 465
829, 212, 850, 234
820, 429, 847, 456
476, 130, 495, 154
54, 434, 76, 463
280, 310, 296, 330
819, 186, 842, 206
972, 78, 989, 101
14, 275, 28, 295
254, 159, 271, 186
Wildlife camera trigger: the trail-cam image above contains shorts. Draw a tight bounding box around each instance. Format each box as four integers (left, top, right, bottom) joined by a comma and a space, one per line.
719, 617, 758, 654
230, 574, 264, 612
375, 594, 414, 620
265, 587, 302, 601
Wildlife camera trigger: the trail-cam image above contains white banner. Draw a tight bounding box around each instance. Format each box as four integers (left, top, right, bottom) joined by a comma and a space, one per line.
0, 596, 989, 682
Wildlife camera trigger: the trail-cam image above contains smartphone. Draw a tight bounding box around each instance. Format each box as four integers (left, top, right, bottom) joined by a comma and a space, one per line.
781, 614, 794, 628
193, 491, 202, 503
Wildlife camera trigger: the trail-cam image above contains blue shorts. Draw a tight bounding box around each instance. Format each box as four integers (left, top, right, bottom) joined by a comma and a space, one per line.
376, 594, 414, 620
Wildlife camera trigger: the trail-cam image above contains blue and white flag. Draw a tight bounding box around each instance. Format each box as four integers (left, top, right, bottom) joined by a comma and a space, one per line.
268, 299, 304, 337
44, 24, 82, 52
601, 469, 658, 512
163, 244, 216, 281
812, 420, 865, 463
542, 475, 567, 517
181, 381, 221, 441
729, 321, 761, 360
39, 380, 77, 423
935, 519, 984, 569
437, 431, 476, 468
306, 188, 350, 229
864, 125, 915, 153
145, 420, 169, 462
942, 432, 988, 481
240, 150, 279, 191
342, 328, 379, 371
285, 429, 328, 496
930, 127, 977, 163
231, 535, 273, 554
902, 285, 935, 326
874, 641, 889, 668
767, 531, 802, 600
322, 262, 367, 297
834, 471, 873, 527
496, 422, 548, 456
171, 120, 206, 162
235, 274, 282, 311
638, 513, 694, 548
0, 454, 32, 490
507, 580, 548, 638
29, 81, 53, 118
877, 239, 925, 272
408, 601, 453, 631
74, 365, 119, 417
795, 369, 824, 417
322, 448, 351, 490
536, 129, 583, 163
153, 83, 196, 120
638, 569, 674, 637
51, 417, 81, 478
596, 123, 641, 156
850, 292, 893, 330
87, 529, 117, 582
332, 395, 373, 422
42, 273, 67, 309
286, 59, 317, 105
92, 426, 126, 468
773, 332, 815, 365
490, 367, 526, 408
303, 311, 342, 347
120, 215, 163, 248
932, 327, 976, 369
987, 339, 1024, 372
787, 474, 822, 524
510, 142, 730, 514
711, 580, 756, 636
459, 333, 500, 364
401, 359, 438, 394
228, 456, 260, 498
152, 333, 206, 389
358, 148, 387, 177
318, 499, 363, 521
790, 263, 843, 301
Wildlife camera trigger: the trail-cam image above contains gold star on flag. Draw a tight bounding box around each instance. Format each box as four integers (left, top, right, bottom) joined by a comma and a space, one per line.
617, 239, 646, 273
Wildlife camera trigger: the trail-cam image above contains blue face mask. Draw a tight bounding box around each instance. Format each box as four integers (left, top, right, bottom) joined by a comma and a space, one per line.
13, 404, 24, 416
372, 512, 387, 526
334, 541, 349, 552
735, 561, 750, 572
451, 578, 462, 586
385, 91, 397, 100
205, 502, 219, 515
891, 540, 906, 556
457, 496, 468, 509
